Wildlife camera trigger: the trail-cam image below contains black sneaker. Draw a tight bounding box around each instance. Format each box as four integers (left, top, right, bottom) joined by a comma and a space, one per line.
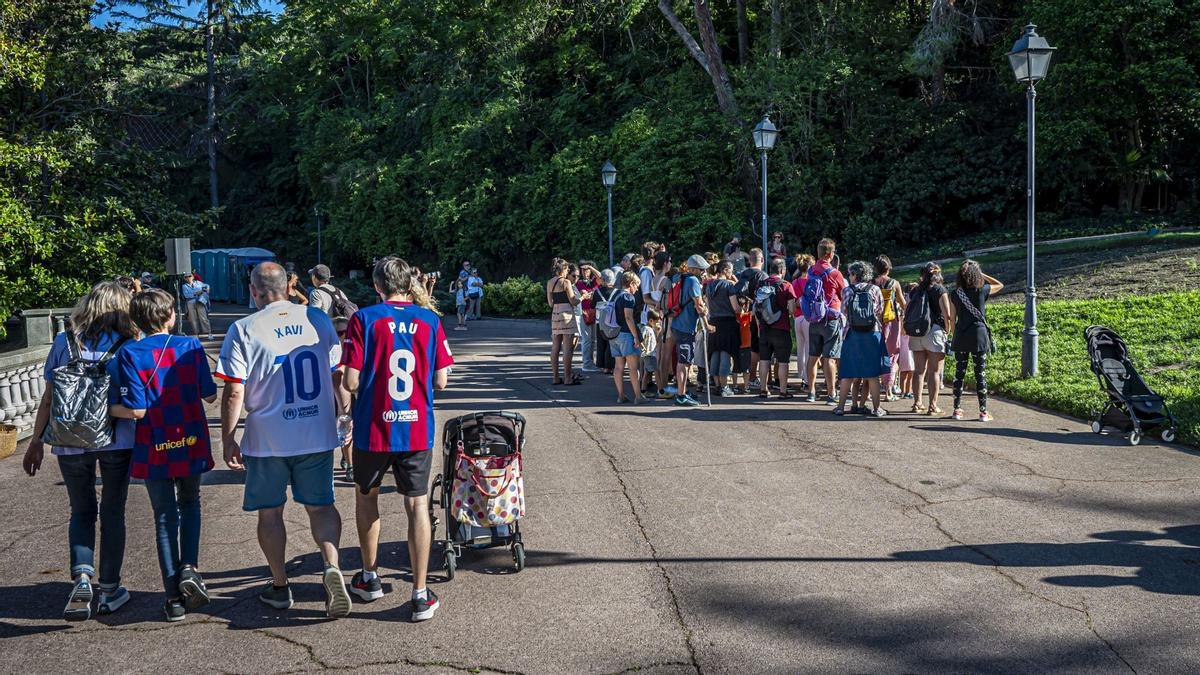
177, 565, 210, 610
259, 583, 293, 610
163, 597, 186, 622
349, 571, 384, 602
411, 589, 439, 622
63, 575, 93, 622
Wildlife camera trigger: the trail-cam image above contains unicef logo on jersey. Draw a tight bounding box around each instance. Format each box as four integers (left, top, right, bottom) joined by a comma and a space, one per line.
381, 409, 419, 424
282, 405, 319, 421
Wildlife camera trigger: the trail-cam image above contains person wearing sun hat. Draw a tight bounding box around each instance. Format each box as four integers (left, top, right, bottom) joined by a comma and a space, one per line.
669, 254, 709, 407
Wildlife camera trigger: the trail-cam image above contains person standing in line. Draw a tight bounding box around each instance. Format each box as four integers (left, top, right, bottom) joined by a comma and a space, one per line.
671, 255, 708, 407
217, 262, 353, 618
705, 261, 741, 397
873, 255, 905, 401
832, 261, 890, 417
804, 239, 847, 404
908, 263, 953, 416
756, 257, 798, 400
546, 259, 583, 385
341, 257, 452, 622
576, 262, 602, 373
23, 281, 138, 622
649, 251, 674, 397
607, 271, 644, 404
466, 268, 485, 320
950, 260, 1004, 421
593, 269, 620, 375
180, 272, 213, 341
790, 254, 816, 392
735, 248, 768, 390
110, 289, 218, 621
638, 243, 659, 323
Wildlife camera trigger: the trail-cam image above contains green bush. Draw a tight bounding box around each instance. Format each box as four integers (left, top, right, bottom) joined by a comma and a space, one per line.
978, 292, 1199, 446
480, 276, 547, 318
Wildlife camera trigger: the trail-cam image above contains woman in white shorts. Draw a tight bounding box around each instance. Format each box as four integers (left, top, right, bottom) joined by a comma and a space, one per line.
909, 263, 953, 415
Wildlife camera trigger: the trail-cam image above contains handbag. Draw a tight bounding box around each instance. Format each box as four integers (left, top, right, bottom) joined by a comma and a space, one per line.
955, 288, 996, 354
451, 443, 525, 527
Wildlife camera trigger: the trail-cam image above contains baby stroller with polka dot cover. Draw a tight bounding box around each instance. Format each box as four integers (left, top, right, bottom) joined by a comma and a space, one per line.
430, 411, 526, 579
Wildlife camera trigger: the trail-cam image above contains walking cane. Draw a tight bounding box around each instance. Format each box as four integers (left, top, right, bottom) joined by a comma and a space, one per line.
698, 316, 712, 407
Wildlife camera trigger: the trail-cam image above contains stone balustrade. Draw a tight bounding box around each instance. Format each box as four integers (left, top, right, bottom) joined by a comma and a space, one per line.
0, 347, 51, 439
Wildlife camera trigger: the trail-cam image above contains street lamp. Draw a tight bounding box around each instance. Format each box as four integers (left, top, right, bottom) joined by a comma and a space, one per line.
601, 161, 617, 268
314, 205, 323, 265
752, 115, 779, 251
1007, 24, 1056, 378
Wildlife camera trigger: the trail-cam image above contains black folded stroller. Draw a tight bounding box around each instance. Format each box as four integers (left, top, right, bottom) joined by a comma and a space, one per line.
430, 411, 526, 580
1085, 326, 1178, 446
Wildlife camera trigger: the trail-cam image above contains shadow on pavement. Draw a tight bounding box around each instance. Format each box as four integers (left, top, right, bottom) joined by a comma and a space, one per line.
894, 523, 1200, 596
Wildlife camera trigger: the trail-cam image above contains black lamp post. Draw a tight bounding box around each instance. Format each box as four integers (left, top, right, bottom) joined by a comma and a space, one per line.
601, 161, 617, 268
1007, 24, 1056, 378
752, 115, 779, 252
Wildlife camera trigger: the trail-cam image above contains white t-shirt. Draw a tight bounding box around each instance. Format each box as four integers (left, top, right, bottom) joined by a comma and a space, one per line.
638, 266, 655, 323
216, 300, 340, 457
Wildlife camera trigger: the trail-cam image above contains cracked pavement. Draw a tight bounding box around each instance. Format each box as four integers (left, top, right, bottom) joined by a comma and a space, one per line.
2, 317, 1200, 673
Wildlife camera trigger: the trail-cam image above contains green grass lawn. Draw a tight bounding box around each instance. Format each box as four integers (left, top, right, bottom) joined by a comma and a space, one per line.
895, 231, 1200, 284
979, 291, 1199, 446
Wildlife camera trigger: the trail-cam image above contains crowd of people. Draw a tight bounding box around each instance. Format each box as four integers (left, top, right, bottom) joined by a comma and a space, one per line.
548, 236, 1003, 420
23, 257, 454, 625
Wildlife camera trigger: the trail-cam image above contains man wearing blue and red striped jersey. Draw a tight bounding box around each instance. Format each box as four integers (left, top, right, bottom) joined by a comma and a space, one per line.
341, 256, 452, 622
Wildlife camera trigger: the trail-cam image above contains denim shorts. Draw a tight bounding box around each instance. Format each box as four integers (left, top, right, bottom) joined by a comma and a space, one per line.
242, 451, 335, 511
609, 332, 638, 358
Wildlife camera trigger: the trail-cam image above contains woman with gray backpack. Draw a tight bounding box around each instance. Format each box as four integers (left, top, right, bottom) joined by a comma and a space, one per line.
950, 260, 1005, 421
22, 281, 139, 621
833, 261, 890, 417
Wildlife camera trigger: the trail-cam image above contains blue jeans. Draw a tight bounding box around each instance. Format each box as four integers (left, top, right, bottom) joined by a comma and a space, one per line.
145, 476, 202, 595
57, 450, 132, 589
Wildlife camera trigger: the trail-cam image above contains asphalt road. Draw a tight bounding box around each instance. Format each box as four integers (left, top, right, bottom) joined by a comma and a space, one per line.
1, 314, 1198, 674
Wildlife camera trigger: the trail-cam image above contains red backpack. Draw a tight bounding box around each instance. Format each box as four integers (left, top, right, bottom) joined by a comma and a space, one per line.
665, 277, 684, 318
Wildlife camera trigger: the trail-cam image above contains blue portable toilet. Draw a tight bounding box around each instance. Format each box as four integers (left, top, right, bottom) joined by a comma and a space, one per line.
190, 248, 233, 301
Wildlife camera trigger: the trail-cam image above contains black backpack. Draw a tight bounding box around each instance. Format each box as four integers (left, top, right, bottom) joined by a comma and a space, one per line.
904, 285, 933, 337
42, 332, 128, 449
847, 284, 877, 332
315, 285, 360, 320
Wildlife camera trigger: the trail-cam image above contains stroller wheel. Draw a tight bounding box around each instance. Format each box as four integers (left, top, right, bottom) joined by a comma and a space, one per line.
1162, 428, 1177, 443
1090, 421, 1103, 434
444, 549, 457, 581
513, 543, 526, 572
1129, 430, 1142, 446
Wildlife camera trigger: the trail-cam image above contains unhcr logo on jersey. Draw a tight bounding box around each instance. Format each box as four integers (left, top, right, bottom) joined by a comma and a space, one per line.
154, 435, 198, 452
381, 410, 418, 423
282, 405, 320, 420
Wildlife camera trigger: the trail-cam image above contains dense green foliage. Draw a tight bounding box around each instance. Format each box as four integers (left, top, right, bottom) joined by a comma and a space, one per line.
981, 292, 1199, 446
0, 0, 214, 337
481, 276, 549, 318
4, 0, 1200, 337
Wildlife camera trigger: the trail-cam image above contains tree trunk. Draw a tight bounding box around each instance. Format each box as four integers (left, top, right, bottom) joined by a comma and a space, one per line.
770, 0, 782, 60
736, 0, 750, 65
657, 0, 761, 223
693, 0, 738, 117
205, 0, 218, 209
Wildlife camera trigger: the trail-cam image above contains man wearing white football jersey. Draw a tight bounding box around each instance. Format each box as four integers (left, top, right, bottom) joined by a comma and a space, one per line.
216, 262, 353, 618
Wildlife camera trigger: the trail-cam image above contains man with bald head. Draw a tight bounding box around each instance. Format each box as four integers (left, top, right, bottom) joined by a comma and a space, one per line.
216, 262, 354, 618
